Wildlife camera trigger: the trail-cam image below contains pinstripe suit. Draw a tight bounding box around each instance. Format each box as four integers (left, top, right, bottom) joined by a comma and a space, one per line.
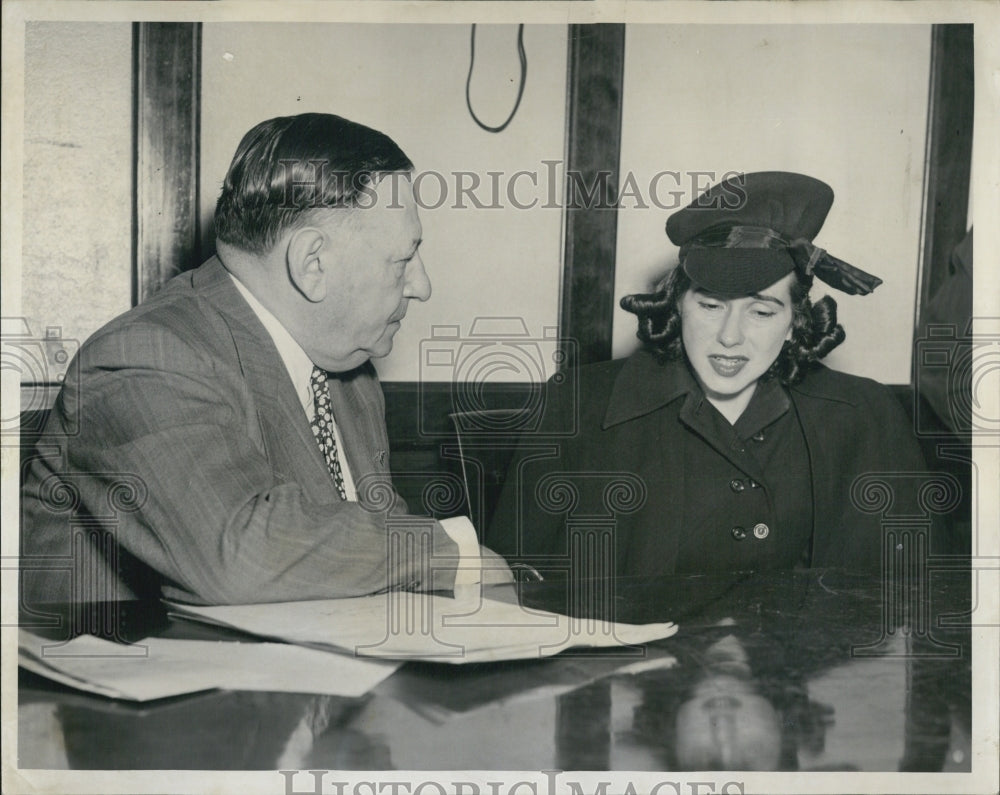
21, 257, 459, 605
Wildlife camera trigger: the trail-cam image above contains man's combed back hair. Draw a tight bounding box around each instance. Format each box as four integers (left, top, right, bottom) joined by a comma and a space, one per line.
214, 113, 414, 254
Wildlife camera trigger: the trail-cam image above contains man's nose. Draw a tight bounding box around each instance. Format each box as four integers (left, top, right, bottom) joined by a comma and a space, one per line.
717, 308, 744, 347
404, 254, 432, 302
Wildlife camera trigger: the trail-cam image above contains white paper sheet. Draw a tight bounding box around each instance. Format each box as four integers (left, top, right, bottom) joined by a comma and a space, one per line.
19, 630, 400, 701
168, 589, 678, 663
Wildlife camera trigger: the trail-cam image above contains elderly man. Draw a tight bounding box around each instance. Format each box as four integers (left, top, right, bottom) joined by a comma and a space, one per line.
21, 112, 509, 606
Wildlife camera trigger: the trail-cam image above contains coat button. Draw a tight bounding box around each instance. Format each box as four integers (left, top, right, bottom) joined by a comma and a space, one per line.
748, 479, 761, 489
753, 523, 770, 539
730, 478, 745, 493
731, 526, 747, 540
752, 431, 765, 442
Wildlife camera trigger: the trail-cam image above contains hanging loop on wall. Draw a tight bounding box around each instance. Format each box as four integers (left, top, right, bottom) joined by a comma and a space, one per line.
466, 24, 527, 134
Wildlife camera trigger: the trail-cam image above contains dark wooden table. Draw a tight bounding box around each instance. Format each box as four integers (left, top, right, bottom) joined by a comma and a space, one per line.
18, 569, 971, 772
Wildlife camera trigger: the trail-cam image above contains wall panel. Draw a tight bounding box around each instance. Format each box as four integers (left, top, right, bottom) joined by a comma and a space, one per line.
22, 23, 133, 357
199, 23, 568, 383
613, 25, 932, 385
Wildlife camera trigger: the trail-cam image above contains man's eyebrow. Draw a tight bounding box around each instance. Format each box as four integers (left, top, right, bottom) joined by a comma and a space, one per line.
399, 238, 422, 259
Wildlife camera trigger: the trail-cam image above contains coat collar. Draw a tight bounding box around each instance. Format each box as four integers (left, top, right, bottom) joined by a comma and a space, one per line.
603, 347, 862, 430
190, 256, 303, 404
602, 349, 695, 429
788, 364, 863, 407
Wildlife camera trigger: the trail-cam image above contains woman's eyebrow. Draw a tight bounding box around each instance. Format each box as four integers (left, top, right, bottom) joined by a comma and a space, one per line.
691, 287, 785, 307
750, 293, 786, 307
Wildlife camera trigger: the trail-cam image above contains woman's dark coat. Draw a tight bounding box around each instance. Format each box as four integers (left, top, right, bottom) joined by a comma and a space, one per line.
487, 349, 956, 575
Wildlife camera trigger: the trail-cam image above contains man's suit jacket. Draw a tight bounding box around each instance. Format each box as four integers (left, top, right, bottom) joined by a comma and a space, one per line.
21, 257, 459, 605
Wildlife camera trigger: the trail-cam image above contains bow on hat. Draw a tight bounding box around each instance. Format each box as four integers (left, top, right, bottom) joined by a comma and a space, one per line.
667, 172, 883, 296
787, 239, 882, 295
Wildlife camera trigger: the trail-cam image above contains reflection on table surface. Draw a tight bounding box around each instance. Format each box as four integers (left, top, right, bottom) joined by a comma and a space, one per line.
18, 569, 971, 771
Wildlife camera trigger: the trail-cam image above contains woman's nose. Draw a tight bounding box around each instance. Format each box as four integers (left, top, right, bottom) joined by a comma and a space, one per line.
717, 308, 744, 347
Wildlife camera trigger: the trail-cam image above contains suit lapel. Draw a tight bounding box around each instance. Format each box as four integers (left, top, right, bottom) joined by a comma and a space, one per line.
191, 258, 336, 502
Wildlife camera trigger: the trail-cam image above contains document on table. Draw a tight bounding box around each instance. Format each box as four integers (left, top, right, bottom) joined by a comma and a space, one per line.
18, 629, 400, 702
167, 588, 678, 663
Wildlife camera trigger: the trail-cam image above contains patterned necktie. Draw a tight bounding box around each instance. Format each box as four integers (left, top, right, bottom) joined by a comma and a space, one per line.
309, 365, 348, 500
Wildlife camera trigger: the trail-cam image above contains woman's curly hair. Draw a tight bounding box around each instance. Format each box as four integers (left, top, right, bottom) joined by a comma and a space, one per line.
621, 260, 846, 386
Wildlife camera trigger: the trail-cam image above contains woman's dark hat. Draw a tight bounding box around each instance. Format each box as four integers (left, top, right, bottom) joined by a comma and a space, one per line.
666, 171, 882, 296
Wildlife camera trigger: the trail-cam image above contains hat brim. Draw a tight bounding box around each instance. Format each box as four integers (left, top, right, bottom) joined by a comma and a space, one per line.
683, 248, 796, 295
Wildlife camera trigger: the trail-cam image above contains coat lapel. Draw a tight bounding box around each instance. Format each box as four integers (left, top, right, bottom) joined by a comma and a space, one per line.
191, 258, 336, 501
603, 352, 689, 575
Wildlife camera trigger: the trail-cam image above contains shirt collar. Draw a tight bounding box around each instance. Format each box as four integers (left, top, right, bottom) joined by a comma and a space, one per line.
229, 272, 315, 415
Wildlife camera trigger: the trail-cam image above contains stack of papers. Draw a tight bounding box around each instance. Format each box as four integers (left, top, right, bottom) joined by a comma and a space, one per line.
20, 591, 677, 701
168, 589, 678, 663
19, 630, 400, 702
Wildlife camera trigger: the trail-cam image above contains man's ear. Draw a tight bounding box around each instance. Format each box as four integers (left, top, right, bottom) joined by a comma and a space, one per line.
286, 227, 327, 302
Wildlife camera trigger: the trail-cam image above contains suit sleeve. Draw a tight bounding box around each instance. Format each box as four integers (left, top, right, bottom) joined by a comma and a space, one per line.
22, 323, 459, 605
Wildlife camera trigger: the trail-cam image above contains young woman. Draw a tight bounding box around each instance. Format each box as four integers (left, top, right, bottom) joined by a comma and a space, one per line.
488, 172, 947, 576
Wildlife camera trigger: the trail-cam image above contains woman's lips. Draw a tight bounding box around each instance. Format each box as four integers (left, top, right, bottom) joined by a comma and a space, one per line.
708, 355, 748, 377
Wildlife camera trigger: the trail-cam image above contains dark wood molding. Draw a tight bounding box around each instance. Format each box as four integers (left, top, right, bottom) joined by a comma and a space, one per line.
918, 24, 973, 322
132, 22, 202, 304
559, 24, 626, 369
382, 381, 541, 444
381, 381, 541, 524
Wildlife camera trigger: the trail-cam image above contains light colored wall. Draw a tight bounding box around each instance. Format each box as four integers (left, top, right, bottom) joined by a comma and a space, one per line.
21, 22, 133, 363
613, 25, 931, 384
200, 23, 568, 382
18, 23, 931, 389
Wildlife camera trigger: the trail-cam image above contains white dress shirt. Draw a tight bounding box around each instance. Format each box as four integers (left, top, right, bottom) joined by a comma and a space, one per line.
229, 274, 358, 499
